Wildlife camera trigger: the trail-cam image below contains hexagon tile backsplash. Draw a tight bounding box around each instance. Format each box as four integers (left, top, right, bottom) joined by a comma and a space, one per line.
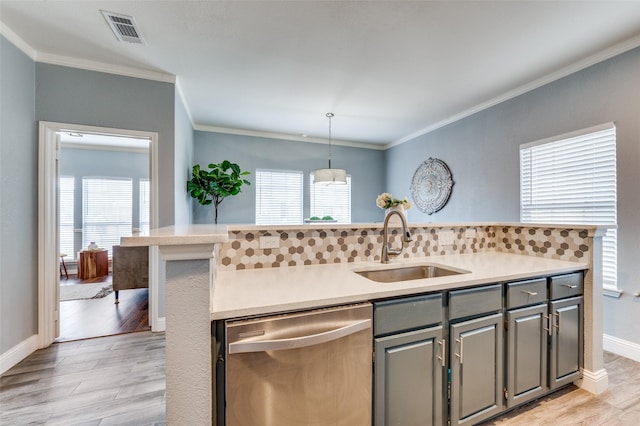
217, 225, 591, 270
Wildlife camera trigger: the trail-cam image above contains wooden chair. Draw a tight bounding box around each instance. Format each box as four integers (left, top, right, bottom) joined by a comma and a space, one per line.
59, 253, 69, 279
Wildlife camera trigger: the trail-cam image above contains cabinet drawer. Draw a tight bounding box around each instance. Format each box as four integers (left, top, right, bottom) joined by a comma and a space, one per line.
448, 284, 502, 320
374, 294, 442, 336
550, 272, 583, 300
506, 278, 547, 309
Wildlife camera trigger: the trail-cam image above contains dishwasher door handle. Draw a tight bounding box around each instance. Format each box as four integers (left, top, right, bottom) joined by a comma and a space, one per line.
228, 318, 372, 354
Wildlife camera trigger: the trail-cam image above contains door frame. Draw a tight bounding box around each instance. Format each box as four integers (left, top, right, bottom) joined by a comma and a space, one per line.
38, 121, 159, 347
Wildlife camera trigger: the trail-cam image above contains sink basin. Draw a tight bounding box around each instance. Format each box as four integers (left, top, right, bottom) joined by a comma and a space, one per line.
355, 264, 468, 283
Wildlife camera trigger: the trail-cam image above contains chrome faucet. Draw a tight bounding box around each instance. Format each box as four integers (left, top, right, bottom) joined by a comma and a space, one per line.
381, 210, 412, 263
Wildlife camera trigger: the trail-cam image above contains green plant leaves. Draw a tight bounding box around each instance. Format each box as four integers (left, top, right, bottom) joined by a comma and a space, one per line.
186, 161, 251, 207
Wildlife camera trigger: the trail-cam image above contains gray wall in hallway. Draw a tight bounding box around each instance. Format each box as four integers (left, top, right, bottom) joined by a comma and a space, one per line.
174, 94, 193, 225
0, 36, 38, 353
192, 131, 386, 224
387, 47, 640, 345
35, 63, 177, 227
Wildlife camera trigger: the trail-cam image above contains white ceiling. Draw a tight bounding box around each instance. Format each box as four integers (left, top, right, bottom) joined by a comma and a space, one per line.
2, 1, 640, 148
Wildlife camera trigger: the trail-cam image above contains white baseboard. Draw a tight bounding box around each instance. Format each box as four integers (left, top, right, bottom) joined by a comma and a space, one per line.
577, 368, 609, 395
0, 334, 39, 375
603, 334, 640, 362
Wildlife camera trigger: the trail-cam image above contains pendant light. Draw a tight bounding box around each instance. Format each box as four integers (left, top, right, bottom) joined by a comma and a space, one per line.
313, 112, 347, 184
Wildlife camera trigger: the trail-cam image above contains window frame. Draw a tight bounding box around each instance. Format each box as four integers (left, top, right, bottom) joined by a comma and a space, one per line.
519, 122, 617, 290
255, 169, 304, 225
309, 173, 352, 224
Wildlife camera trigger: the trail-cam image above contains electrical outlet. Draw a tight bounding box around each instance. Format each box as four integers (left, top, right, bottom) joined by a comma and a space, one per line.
438, 230, 455, 245
259, 236, 280, 249
464, 228, 477, 239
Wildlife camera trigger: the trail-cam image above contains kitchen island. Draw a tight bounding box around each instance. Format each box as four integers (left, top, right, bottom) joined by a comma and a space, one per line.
122, 222, 609, 425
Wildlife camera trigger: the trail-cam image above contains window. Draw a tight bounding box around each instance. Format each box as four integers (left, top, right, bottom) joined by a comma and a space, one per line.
82, 177, 133, 256
520, 123, 617, 288
255, 169, 303, 225
59, 176, 75, 259
139, 179, 150, 234
309, 173, 351, 223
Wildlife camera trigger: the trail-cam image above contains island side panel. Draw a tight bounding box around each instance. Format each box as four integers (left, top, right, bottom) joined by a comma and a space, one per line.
162, 247, 214, 425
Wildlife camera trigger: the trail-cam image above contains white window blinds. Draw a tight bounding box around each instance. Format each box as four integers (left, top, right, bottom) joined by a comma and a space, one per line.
82, 177, 133, 256
309, 173, 351, 223
520, 123, 617, 288
59, 176, 75, 259
255, 169, 303, 225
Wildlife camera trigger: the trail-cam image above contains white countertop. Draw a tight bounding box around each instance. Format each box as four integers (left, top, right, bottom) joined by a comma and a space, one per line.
211, 252, 587, 320
120, 224, 229, 246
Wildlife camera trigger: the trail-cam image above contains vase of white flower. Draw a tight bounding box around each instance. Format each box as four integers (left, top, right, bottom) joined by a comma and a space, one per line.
376, 192, 413, 225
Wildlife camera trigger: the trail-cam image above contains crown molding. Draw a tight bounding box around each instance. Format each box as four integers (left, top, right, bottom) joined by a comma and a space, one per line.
175, 78, 195, 125
0, 22, 37, 60
35, 52, 176, 83
387, 34, 640, 149
193, 124, 385, 150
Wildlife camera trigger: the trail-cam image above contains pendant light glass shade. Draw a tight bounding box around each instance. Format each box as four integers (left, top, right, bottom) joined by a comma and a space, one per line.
313, 167, 347, 184
313, 112, 347, 185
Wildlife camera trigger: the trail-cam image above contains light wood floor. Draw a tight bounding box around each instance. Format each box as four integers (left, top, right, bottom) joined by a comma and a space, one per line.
1, 332, 638, 425
0, 331, 165, 425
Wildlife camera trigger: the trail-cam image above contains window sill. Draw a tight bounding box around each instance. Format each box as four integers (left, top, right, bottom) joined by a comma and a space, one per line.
603, 288, 623, 298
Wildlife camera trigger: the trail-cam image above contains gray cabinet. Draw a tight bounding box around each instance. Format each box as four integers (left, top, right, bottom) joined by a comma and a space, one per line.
506, 303, 548, 407
449, 312, 504, 426
374, 326, 445, 426
372, 272, 584, 426
373, 294, 444, 426
549, 296, 583, 389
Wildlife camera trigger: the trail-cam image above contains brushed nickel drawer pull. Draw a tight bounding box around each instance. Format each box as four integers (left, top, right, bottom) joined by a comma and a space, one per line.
562, 284, 578, 289
521, 290, 538, 296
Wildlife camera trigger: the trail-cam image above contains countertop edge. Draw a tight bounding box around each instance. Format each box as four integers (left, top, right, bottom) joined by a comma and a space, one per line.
210, 253, 588, 320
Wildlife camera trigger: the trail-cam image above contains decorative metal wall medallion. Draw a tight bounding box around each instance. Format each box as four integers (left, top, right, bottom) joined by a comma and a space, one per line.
410, 158, 454, 214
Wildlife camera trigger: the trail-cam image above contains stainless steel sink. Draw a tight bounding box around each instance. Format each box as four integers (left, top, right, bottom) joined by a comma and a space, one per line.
355, 264, 468, 283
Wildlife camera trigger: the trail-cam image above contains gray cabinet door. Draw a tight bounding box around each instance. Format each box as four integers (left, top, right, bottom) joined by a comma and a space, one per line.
450, 313, 504, 426
374, 326, 444, 426
549, 296, 583, 389
506, 304, 548, 407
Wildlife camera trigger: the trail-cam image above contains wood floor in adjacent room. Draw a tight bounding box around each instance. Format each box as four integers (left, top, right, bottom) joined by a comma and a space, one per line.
1, 333, 638, 425
58, 275, 150, 342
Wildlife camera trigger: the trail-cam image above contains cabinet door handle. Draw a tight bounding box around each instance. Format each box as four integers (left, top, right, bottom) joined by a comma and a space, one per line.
543, 314, 552, 335
562, 284, 577, 289
521, 290, 538, 296
553, 312, 561, 332
437, 339, 446, 367
455, 337, 464, 364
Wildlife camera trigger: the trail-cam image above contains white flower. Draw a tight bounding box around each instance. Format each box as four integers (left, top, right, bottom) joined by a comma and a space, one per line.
376, 193, 413, 210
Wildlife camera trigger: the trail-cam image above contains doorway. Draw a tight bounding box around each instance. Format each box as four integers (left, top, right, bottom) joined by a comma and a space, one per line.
38, 122, 158, 347
57, 131, 151, 341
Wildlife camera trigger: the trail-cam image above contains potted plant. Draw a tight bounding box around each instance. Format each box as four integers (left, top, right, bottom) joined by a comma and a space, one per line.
187, 161, 251, 224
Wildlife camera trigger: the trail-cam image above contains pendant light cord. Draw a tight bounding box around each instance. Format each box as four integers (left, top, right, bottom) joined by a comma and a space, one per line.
326, 112, 334, 168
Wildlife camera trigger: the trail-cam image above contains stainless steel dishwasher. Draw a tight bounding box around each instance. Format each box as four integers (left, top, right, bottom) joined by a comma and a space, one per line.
222, 303, 373, 426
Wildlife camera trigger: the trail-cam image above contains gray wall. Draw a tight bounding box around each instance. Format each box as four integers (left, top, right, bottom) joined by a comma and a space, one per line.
0, 36, 38, 353
192, 132, 386, 224
174, 94, 194, 225
35, 63, 177, 227
387, 47, 640, 345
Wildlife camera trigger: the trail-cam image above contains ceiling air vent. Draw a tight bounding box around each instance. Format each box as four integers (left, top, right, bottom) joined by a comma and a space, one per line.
101, 10, 146, 45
